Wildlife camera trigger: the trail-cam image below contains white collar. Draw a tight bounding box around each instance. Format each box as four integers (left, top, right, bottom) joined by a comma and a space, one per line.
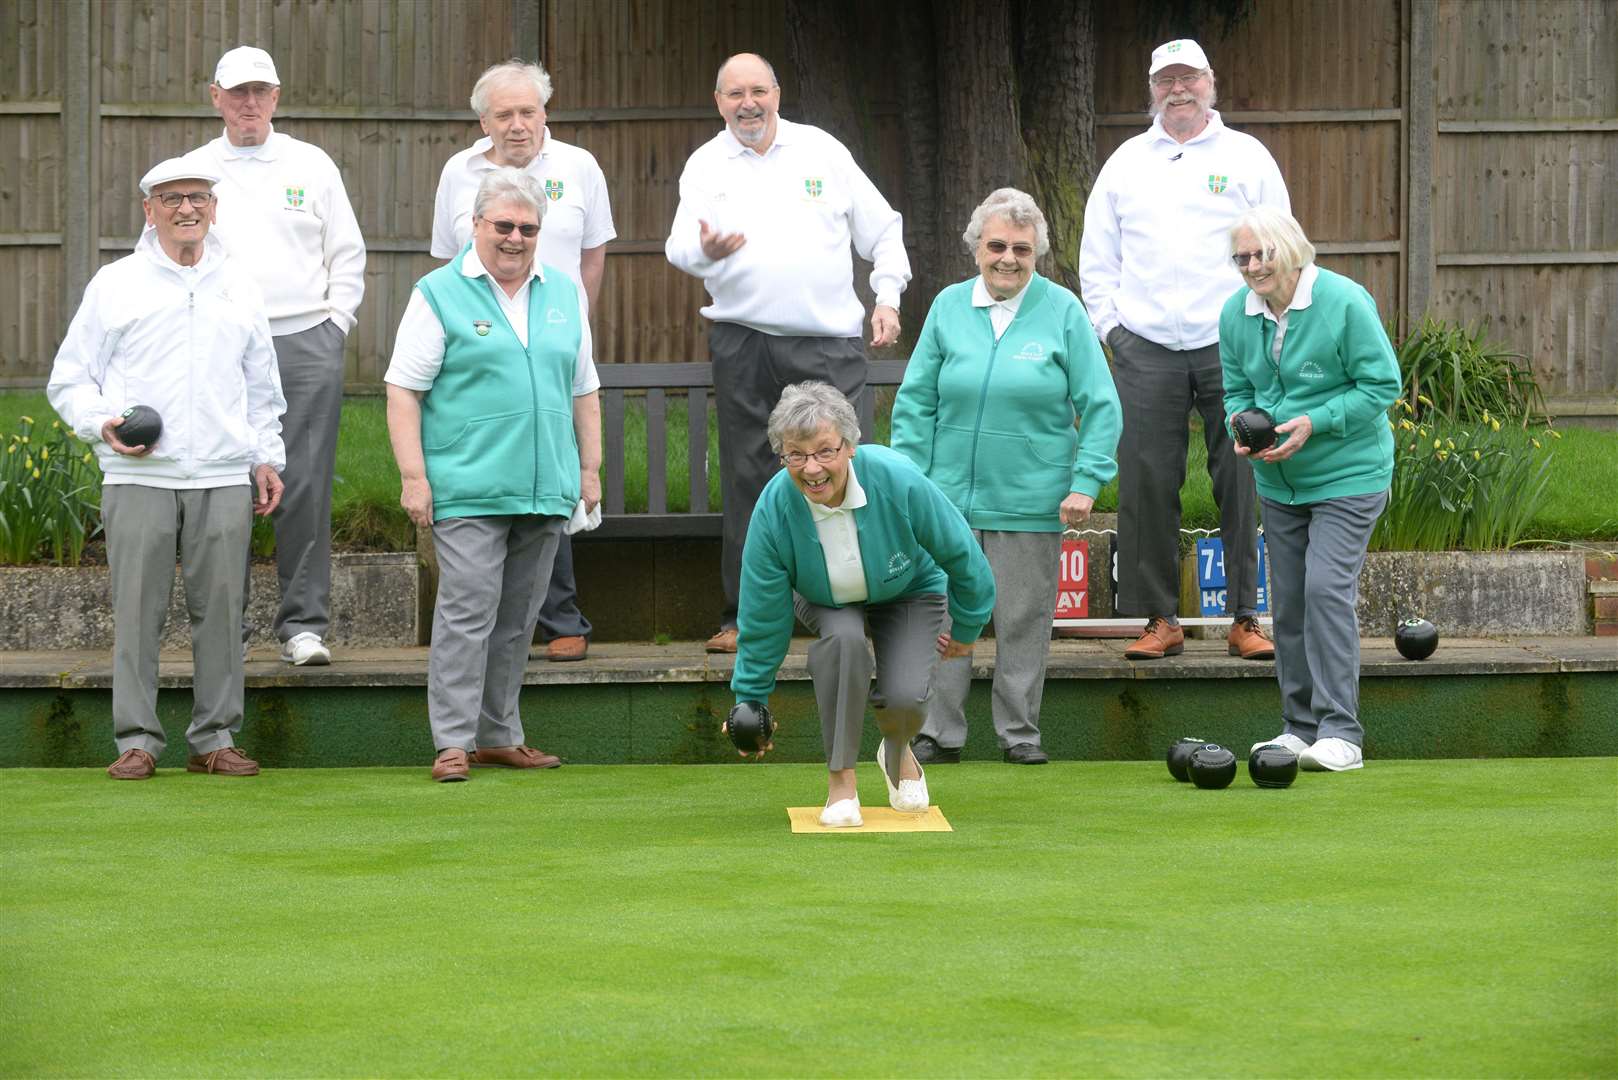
459, 243, 546, 287
971, 277, 1030, 311
218, 126, 280, 160
1245, 262, 1319, 319
805, 456, 867, 519
721, 116, 794, 158
470, 128, 553, 171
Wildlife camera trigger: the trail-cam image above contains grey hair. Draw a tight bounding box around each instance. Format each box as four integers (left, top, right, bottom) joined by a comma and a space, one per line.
961, 188, 1051, 256
714, 52, 780, 93
1230, 205, 1315, 272
470, 60, 554, 116
472, 167, 547, 222
766, 382, 860, 455
1146, 68, 1217, 117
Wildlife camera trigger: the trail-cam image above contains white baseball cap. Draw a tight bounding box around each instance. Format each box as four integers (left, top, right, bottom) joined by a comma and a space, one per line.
1149, 39, 1210, 75
139, 154, 222, 196
213, 45, 280, 89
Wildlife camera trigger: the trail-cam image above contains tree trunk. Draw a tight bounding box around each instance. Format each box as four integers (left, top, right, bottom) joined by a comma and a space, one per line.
1019, 0, 1096, 295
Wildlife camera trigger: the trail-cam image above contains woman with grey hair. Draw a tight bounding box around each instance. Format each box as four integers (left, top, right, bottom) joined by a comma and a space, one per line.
1220, 205, 1400, 772
893, 187, 1122, 766
729, 381, 995, 827
384, 167, 602, 782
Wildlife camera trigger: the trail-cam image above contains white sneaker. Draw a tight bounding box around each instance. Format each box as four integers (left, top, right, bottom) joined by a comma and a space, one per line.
281, 632, 331, 666
1299, 737, 1364, 772
876, 740, 929, 813
1251, 732, 1312, 756
819, 797, 862, 828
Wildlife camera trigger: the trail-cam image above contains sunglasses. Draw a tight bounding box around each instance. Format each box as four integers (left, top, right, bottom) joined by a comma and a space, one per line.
984, 239, 1035, 259
486, 219, 539, 238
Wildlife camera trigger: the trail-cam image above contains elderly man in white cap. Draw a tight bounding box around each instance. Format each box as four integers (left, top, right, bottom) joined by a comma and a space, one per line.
430, 59, 615, 664
193, 45, 366, 667
1079, 39, 1290, 665
47, 156, 287, 780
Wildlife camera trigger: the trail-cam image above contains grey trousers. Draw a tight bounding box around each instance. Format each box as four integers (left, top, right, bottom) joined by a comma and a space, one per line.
925, 529, 1062, 750
711, 322, 867, 628
244, 319, 345, 643
793, 592, 948, 778
535, 534, 591, 641
428, 514, 563, 752
1261, 491, 1387, 746
1110, 326, 1258, 618
104, 484, 252, 757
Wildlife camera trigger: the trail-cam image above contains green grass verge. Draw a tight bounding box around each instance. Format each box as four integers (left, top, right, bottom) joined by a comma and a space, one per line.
1, 759, 1613, 1077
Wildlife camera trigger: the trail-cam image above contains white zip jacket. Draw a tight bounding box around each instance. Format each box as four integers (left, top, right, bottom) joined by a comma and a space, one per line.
47, 229, 286, 489
1080, 110, 1290, 351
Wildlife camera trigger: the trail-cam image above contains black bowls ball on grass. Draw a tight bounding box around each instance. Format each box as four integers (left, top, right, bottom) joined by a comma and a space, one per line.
1187, 744, 1237, 789
117, 404, 163, 448
1166, 737, 1206, 782
1248, 744, 1299, 788
1395, 617, 1439, 661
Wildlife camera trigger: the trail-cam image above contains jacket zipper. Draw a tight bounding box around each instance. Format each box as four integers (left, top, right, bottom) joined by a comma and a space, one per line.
525, 291, 542, 508
1264, 317, 1297, 503
965, 318, 1007, 521
187, 288, 196, 475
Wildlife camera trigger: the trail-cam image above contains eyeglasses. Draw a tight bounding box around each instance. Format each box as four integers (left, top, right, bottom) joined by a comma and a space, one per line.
1231, 248, 1276, 268
984, 240, 1036, 259
486, 219, 539, 238
779, 443, 845, 468
1151, 72, 1206, 90
152, 191, 215, 208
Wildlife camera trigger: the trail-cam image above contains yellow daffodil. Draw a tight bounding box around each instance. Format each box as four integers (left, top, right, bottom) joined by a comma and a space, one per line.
1532, 438, 1542, 448
20, 415, 33, 425
40, 447, 48, 461
1437, 450, 1449, 461
1433, 439, 1442, 450
1550, 429, 1561, 439
1472, 451, 1481, 460
1417, 395, 1434, 408
31, 468, 40, 479
1490, 418, 1500, 431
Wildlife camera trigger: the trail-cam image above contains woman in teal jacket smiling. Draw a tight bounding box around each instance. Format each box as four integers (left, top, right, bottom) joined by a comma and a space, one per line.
731, 382, 995, 827
1220, 206, 1400, 773
892, 188, 1122, 766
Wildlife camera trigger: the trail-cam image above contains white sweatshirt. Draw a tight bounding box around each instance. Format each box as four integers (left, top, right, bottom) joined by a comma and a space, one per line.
198, 129, 367, 337
47, 230, 286, 488
1080, 110, 1290, 351
665, 118, 910, 338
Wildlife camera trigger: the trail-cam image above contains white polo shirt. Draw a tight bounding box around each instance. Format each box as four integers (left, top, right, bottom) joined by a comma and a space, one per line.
429, 128, 616, 291
384, 246, 598, 397
665, 117, 911, 339
805, 459, 869, 604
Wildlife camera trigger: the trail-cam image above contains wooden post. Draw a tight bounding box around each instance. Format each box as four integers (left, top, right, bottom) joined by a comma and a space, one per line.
511, 0, 544, 65
61, 0, 99, 313
1403, 0, 1436, 327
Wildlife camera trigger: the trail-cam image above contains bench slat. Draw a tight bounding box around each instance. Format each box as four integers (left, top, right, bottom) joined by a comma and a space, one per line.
602, 387, 626, 515
646, 388, 667, 514
688, 387, 709, 514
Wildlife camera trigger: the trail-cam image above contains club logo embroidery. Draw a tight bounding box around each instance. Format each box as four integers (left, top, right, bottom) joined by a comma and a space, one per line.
803, 177, 824, 198
1298, 360, 1327, 381
886, 552, 911, 579
546, 307, 567, 325
1012, 341, 1046, 361
284, 186, 305, 209
1207, 174, 1229, 195
1165, 41, 1184, 52
473, 320, 492, 337
544, 179, 564, 202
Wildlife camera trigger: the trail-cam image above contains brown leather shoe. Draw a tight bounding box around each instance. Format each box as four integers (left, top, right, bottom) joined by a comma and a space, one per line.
1228, 616, 1276, 660
470, 745, 561, 769
1124, 617, 1185, 659
186, 746, 260, 776
546, 635, 588, 662
108, 748, 156, 780
705, 628, 739, 654
432, 748, 470, 782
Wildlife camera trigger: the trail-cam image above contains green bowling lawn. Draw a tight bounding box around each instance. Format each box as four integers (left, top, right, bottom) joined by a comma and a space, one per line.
2, 759, 1613, 1077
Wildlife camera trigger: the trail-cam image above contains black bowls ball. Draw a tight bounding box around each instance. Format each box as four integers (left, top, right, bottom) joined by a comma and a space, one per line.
117, 404, 163, 447
1248, 744, 1300, 788
1395, 617, 1439, 661
1166, 737, 1206, 782
724, 700, 775, 753
1187, 744, 1237, 789
1231, 408, 1278, 453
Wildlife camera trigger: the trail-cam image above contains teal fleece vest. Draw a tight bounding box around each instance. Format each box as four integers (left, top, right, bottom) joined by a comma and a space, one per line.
415, 250, 583, 521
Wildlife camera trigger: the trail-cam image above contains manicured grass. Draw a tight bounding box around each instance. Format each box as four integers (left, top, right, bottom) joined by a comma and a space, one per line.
1, 759, 1613, 1077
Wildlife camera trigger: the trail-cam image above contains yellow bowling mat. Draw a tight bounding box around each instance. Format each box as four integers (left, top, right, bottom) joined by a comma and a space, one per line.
787, 806, 953, 833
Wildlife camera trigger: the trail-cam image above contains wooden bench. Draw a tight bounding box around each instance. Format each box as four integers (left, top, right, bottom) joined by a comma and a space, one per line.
590, 359, 908, 540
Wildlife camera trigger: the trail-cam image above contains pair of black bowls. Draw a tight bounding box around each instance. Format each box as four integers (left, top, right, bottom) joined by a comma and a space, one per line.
1166, 737, 1297, 789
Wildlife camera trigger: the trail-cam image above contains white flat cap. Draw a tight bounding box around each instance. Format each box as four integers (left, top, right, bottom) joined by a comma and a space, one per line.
1149, 39, 1210, 74
139, 155, 222, 196
214, 45, 280, 89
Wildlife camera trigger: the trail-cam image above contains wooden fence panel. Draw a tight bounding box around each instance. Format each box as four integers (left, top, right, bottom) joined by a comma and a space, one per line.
0, 248, 63, 385
1436, 132, 1615, 255
1436, 0, 1617, 120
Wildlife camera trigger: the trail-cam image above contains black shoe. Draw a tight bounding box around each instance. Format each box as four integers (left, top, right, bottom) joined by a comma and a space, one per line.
1003, 743, 1049, 765
910, 734, 961, 765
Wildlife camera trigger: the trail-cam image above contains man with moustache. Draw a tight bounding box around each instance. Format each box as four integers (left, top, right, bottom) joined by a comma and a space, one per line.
665, 52, 911, 654
48, 156, 286, 780
194, 46, 366, 668
430, 60, 615, 663
1079, 39, 1290, 663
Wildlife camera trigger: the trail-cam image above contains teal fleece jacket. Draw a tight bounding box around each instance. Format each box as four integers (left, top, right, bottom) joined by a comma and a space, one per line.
890, 273, 1122, 532
730, 444, 996, 703
1219, 266, 1400, 505
414, 248, 583, 521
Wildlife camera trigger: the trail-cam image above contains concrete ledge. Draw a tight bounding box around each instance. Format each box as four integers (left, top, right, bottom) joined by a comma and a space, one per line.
1356, 551, 1588, 636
